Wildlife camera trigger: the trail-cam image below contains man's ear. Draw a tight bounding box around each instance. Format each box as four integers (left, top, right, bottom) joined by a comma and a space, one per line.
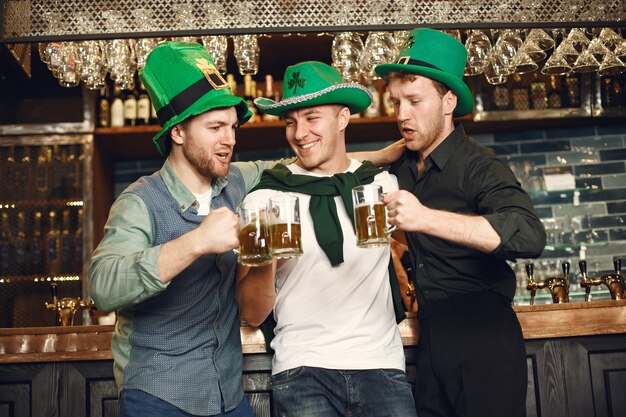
338, 106, 351, 131
170, 123, 185, 145
443, 91, 457, 116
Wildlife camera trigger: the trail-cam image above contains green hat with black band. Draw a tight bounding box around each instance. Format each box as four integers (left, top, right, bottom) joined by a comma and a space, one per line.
140, 41, 251, 155
254, 61, 372, 117
375, 28, 474, 117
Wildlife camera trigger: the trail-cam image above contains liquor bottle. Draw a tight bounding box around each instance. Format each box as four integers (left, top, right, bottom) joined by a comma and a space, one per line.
226, 73, 238, 95
136, 81, 151, 126
530, 75, 548, 110
49, 144, 63, 196
60, 209, 72, 273
15, 211, 28, 275
4, 146, 17, 202
17, 147, 32, 199
564, 75, 580, 107
30, 211, 43, 275
261, 74, 279, 122
511, 74, 530, 111
243, 74, 257, 123
74, 208, 83, 274
382, 87, 394, 117
492, 86, 511, 110
123, 87, 138, 126
547, 75, 563, 109
46, 210, 61, 275
610, 76, 623, 107
98, 85, 110, 128
0, 211, 11, 276
35, 146, 50, 195
150, 102, 158, 126
363, 82, 381, 118
110, 86, 125, 128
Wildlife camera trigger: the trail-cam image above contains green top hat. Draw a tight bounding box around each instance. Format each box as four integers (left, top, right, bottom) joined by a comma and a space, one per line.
140, 41, 251, 155
375, 28, 474, 117
254, 61, 372, 117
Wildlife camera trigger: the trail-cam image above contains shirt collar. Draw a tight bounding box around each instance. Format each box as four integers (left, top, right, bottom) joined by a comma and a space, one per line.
427, 123, 466, 172
405, 123, 466, 173
160, 159, 230, 213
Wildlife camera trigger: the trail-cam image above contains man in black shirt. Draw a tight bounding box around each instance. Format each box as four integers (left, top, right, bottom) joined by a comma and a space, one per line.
375, 29, 546, 417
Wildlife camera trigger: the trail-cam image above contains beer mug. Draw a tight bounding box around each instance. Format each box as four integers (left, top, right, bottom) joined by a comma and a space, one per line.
235, 201, 272, 267
268, 194, 303, 258
351, 184, 394, 248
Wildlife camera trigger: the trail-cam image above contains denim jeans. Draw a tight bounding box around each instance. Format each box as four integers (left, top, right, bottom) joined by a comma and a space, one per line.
120, 389, 255, 417
271, 366, 417, 417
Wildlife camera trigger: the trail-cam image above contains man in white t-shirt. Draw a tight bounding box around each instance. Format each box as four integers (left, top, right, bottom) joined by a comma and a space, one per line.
236, 61, 416, 417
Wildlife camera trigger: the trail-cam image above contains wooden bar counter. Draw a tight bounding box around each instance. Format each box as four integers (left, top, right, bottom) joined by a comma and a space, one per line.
1, 301, 626, 417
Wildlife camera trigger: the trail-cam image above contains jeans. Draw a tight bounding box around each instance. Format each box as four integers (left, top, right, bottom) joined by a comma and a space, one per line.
120, 389, 255, 417
271, 366, 417, 417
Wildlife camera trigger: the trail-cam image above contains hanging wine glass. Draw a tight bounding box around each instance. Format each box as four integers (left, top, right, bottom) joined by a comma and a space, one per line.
232, 2, 259, 76
200, 1, 228, 74
331, 32, 364, 83
133, 9, 160, 70
464, 30, 492, 76
359, 31, 396, 81
598, 51, 625, 76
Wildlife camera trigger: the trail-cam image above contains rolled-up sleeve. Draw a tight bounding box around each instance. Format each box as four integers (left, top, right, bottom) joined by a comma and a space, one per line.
468, 157, 547, 261
88, 193, 167, 312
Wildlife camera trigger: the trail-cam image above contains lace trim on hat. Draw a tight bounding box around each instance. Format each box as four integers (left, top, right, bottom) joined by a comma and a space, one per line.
255, 82, 372, 109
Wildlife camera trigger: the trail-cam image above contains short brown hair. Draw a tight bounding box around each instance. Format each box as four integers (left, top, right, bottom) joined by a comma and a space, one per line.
386, 72, 450, 98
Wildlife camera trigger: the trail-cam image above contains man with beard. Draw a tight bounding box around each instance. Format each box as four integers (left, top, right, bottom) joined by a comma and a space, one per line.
88, 42, 282, 417
375, 29, 546, 417
235, 61, 417, 417
88, 43, 400, 417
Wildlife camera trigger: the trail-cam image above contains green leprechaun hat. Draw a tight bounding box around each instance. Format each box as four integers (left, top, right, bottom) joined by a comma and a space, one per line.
375, 28, 474, 117
254, 61, 372, 117
140, 41, 251, 155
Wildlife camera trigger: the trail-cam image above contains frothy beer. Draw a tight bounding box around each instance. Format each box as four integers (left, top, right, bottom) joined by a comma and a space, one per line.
269, 222, 303, 258
238, 221, 272, 266
354, 202, 388, 247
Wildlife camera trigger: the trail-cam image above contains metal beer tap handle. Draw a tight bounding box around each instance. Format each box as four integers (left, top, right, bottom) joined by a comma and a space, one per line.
579, 260, 593, 302
525, 261, 570, 305
600, 258, 625, 301
45, 283, 96, 326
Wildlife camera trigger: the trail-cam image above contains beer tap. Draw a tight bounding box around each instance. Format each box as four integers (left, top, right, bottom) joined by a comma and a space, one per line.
525, 261, 570, 305
579, 259, 625, 301
45, 283, 95, 326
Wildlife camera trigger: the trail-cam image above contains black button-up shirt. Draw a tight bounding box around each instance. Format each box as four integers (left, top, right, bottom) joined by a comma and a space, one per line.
390, 124, 546, 303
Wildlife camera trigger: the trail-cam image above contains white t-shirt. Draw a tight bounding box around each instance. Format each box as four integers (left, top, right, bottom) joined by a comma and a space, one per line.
193, 189, 213, 215
243, 159, 405, 375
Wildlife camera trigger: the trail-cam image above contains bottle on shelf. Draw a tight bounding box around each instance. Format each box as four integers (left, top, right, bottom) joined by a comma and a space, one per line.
382, 87, 394, 117
15, 211, 28, 275
530, 74, 548, 110
243, 74, 257, 123
260, 74, 279, 122
511, 73, 530, 111
74, 208, 83, 274
547, 75, 563, 109
123, 86, 138, 127
35, 145, 50, 196
0, 211, 12, 277
60, 209, 72, 273
110, 85, 125, 128
136, 80, 151, 126
30, 211, 43, 275
4, 146, 17, 202
46, 210, 61, 275
17, 147, 32, 200
363, 82, 381, 118
564, 75, 580, 107
226, 73, 238, 96
98, 85, 110, 128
